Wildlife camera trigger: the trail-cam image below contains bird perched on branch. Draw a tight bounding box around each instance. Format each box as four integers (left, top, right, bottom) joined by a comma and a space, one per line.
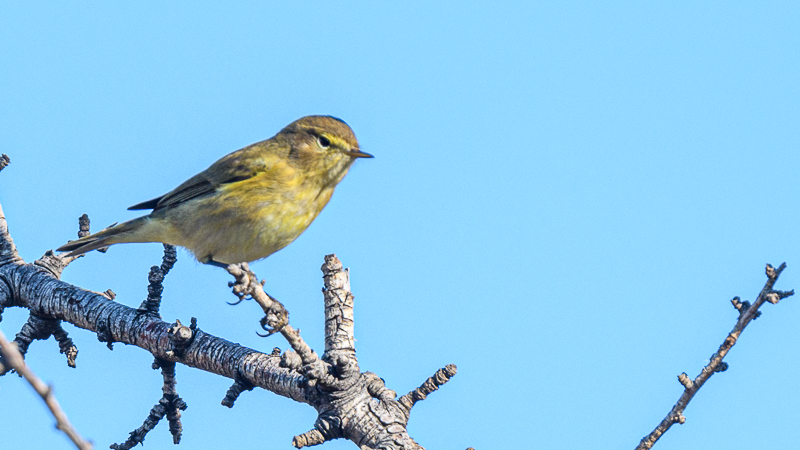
58, 115, 372, 266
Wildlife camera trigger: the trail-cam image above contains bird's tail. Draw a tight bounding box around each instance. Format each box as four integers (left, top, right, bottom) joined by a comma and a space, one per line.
56, 216, 154, 257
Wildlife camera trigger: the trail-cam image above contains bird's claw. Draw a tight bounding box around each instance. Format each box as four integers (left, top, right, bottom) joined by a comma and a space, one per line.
257, 307, 288, 337
227, 294, 247, 306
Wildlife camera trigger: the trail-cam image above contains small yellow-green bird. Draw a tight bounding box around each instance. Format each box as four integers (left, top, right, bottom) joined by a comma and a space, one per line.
57, 115, 372, 266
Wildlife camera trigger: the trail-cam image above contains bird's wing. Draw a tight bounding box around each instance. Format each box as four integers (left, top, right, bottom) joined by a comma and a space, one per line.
128, 143, 269, 211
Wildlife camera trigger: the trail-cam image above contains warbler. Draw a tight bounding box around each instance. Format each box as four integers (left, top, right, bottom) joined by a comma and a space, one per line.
57, 115, 372, 266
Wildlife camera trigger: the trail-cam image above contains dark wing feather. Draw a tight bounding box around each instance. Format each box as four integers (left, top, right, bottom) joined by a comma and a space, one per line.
126, 143, 268, 211
127, 172, 217, 211
128, 197, 163, 210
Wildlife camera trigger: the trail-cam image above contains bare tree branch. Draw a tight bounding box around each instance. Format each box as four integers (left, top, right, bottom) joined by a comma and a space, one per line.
0, 328, 93, 450
0, 186, 457, 448
636, 263, 794, 449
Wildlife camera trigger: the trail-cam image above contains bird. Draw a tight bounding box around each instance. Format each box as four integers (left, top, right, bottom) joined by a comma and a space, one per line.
57, 115, 372, 266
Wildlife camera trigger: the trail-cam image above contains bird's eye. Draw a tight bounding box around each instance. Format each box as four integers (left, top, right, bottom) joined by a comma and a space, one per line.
318, 136, 331, 148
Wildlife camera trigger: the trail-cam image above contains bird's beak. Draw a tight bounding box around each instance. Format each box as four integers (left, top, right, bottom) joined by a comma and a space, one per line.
346, 148, 374, 158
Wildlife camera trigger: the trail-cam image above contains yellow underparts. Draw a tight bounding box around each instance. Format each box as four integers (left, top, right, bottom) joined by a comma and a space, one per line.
146, 162, 338, 264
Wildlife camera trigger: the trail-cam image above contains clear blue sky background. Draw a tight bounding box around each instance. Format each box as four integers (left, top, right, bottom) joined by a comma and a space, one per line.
1, 2, 798, 449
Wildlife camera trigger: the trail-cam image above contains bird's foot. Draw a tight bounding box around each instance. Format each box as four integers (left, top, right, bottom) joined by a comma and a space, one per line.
225, 262, 290, 337
258, 304, 289, 337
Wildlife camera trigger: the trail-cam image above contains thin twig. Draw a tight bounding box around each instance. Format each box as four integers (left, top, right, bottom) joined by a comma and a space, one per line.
226, 263, 323, 371
636, 263, 794, 449
0, 328, 93, 450
398, 364, 458, 413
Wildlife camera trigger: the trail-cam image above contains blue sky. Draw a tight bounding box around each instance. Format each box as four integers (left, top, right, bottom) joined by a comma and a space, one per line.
1, 2, 799, 449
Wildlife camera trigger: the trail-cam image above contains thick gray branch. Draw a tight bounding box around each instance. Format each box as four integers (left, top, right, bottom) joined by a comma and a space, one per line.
2, 263, 310, 404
